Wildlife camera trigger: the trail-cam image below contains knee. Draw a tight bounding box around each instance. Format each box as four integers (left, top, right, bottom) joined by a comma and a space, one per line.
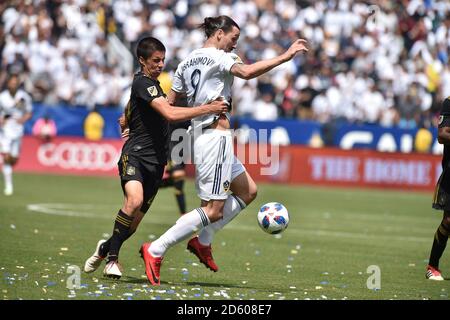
4, 155, 15, 165
204, 206, 224, 223
443, 215, 450, 227
248, 186, 257, 203
125, 196, 143, 214
240, 186, 257, 206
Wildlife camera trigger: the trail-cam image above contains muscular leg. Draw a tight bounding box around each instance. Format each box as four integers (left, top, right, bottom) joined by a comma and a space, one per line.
2, 154, 17, 196
102, 181, 144, 262
172, 169, 187, 214
149, 199, 225, 257
428, 211, 450, 269
198, 171, 257, 245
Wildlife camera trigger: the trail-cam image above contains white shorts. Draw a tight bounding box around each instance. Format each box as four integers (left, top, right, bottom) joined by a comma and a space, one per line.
193, 129, 246, 201
0, 136, 22, 158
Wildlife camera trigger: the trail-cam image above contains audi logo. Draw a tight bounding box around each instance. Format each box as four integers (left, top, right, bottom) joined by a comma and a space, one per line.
37, 142, 121, 171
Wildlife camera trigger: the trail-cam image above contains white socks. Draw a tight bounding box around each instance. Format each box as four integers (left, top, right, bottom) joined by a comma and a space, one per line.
149, 208, 210, 257
2, 164, 13, 191
198, 195, 246, 246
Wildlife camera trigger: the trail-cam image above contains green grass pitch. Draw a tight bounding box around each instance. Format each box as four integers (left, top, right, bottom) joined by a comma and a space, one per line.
1, 172, 449, 300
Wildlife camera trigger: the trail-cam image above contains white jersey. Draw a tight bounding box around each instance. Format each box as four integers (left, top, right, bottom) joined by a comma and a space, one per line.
172, 47, 242, 130
0, 89, 32, 139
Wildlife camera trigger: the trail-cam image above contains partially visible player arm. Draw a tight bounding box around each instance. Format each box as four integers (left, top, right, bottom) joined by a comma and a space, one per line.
18, 111, 32, 124
230, 39, 308, 80
18, 95, 33, 124
118, 100, 130, 139
167, 90, 186, 106
150, 95, 228, 123
438, 127, 450, 145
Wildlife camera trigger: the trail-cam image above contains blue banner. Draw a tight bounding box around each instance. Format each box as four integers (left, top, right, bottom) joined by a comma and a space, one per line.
25, 103, 123, 139
233, 117, 321, 145
24, 104, 440, 153
333, 123, 438, 153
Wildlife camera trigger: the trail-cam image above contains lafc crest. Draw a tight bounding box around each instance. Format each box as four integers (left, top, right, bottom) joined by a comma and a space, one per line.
223, 180, 230, 192
147, 86, 158, 97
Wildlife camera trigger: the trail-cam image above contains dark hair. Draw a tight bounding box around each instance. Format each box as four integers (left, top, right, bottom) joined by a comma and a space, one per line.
199, 15, 240, 38
136, 37, 166, 60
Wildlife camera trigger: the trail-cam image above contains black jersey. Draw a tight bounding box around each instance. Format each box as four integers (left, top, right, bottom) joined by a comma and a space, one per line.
438, 97, 450, 170
124, 71, 169, 164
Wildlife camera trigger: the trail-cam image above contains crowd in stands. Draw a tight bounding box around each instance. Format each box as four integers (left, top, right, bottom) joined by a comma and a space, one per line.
1, 0, 450, 130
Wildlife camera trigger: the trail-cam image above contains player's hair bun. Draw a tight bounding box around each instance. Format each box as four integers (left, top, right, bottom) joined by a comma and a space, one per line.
198, 16, 240, 39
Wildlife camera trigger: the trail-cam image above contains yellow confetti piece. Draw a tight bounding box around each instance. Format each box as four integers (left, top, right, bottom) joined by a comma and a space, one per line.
60, 248, 68, 251
291, 250, 298, 254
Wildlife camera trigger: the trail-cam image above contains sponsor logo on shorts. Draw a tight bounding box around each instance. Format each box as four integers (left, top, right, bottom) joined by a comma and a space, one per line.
126, 165, 136, 176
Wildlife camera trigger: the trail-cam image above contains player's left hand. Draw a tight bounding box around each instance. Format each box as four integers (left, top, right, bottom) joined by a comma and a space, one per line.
284, 39, 308, 61
121, 128, 130, 139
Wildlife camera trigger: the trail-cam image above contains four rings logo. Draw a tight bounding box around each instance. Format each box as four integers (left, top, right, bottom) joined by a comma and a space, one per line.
37, 142, 121, 170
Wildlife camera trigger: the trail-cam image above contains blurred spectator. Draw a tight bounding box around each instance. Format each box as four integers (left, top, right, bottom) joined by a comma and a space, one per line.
32, 114, 57, 143
414, 126, 433, 153
252, 92, 278, 121
84, 107, 104, 141
0, 0, 448, 131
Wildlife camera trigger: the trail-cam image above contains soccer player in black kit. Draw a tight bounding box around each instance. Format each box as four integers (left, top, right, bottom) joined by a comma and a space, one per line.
428, 96, 450, 281
84, 37, 228, 278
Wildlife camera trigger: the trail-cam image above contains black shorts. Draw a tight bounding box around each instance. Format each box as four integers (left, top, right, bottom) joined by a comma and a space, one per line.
433, 168, 450, 211
118, 152, 164, 214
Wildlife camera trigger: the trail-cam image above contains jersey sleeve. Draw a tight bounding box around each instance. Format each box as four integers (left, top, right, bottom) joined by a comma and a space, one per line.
134, 77, 165, 103
171, 65, 186, 93
439, 97, 450, 128
219, 52, 243, 73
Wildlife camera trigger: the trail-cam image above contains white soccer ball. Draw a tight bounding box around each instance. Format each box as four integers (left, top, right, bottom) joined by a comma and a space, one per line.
257, 202, 289, 234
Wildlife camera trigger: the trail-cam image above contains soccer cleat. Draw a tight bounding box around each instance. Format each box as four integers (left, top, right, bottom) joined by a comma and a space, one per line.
426, 265, 444, 281
84, 239, 107, 273
187, 236, 218, 272
139, 242, 163, 286
103, 260, 123, 279
4, 185, 13, 196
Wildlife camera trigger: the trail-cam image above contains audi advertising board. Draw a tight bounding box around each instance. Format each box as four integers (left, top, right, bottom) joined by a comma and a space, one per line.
15, 136, 441, 191
16, 137, 122, 176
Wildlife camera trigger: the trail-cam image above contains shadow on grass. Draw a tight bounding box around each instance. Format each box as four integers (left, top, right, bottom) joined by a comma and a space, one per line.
117, 276, 258, 290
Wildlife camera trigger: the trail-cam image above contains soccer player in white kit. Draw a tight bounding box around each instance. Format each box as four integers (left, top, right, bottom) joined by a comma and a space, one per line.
0, 74, 33, 196
140, 15, 308, 285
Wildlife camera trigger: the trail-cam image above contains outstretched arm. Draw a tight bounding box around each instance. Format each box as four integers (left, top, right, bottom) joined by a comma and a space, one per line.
230, 39, 308, 80
150, 96, 228, 123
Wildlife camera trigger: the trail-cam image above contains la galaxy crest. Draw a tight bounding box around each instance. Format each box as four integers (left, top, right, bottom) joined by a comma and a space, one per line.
223, 180, 230, 192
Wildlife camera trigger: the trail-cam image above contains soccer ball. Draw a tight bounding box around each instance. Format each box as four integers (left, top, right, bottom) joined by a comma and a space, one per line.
257, 202, 289, 234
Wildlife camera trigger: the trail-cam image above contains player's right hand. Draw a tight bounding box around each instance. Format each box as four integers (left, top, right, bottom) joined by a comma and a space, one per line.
284, 39, 308, 60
